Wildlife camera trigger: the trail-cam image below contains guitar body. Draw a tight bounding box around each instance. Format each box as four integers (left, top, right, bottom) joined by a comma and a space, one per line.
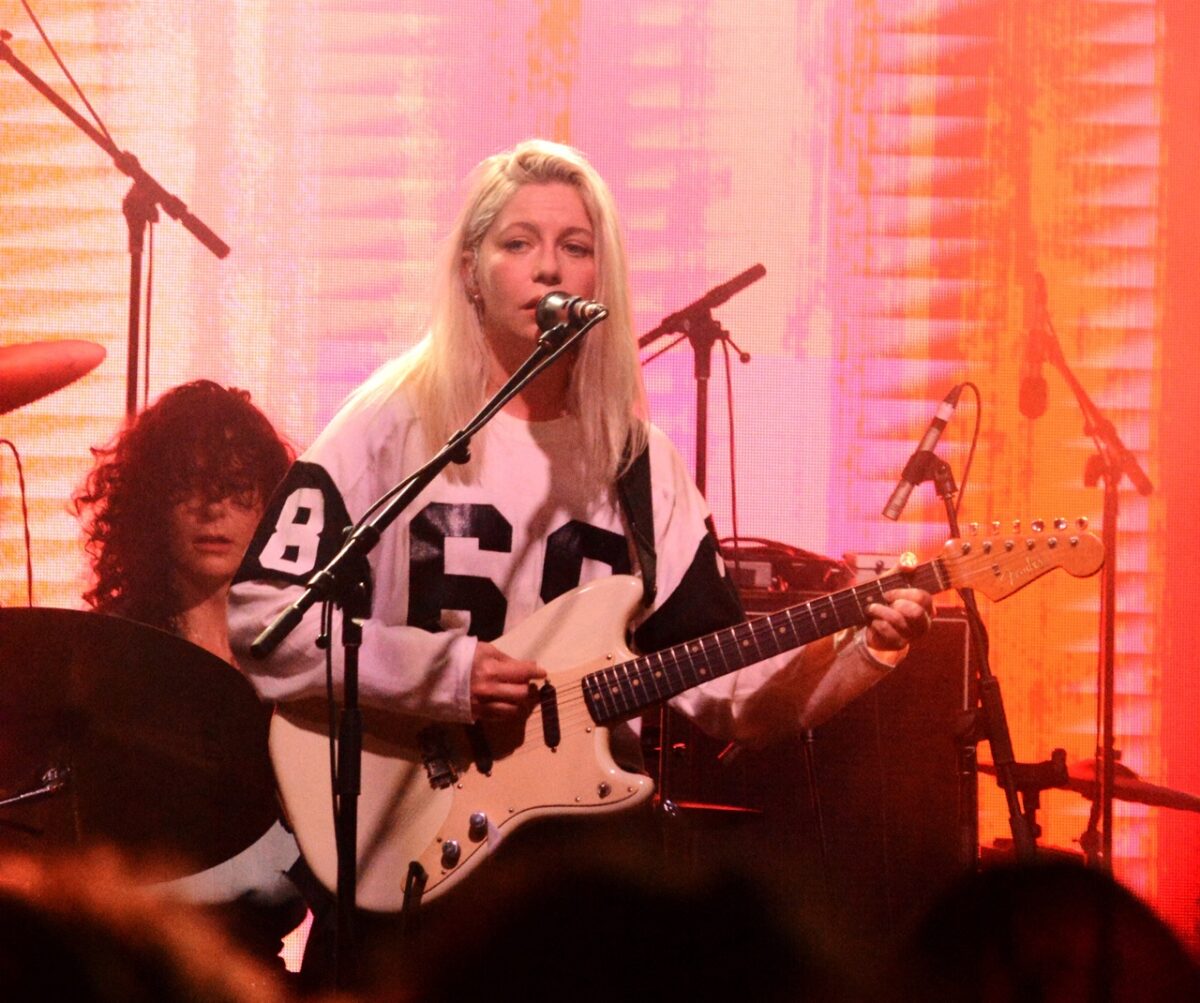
271, 575, 653, 911
271, 523, 1104, 911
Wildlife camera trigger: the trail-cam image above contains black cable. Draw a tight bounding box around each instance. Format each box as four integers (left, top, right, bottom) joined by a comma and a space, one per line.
20, 0, 115, 145
720, 338, 742, 581
144, 220, 155, 408
953, 381, 983, 518
0, 439, 35, 606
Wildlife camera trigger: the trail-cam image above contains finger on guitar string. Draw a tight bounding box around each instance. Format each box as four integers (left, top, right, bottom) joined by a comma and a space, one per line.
865, 587, 935, 651
470, 640, 546, 721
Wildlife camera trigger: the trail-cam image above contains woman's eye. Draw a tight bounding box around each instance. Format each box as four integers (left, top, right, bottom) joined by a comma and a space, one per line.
564, 243, 593, 257
504, 238, 530, 251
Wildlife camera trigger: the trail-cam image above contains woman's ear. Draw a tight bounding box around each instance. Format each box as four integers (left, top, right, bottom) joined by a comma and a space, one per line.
461, 249, 479, 302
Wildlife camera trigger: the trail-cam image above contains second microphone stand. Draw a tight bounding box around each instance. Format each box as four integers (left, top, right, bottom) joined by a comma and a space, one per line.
638, 267, 760, 855
900, 442, 1039, 865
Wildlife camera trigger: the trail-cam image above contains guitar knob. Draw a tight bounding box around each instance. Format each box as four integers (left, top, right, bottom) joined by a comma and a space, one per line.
1055, 517, 1068, 530
1032, 519, 1045, 532
968, 522, 980, 536
1012, 519, 1021, 532
991, 520, 1001, 534
441, 840, 461, 868
1077, 516, 1089, 530
468, 812, 489, 840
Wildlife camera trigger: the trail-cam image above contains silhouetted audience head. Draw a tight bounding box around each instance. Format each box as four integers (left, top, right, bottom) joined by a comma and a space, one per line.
372, 816, 861, 1003
0, 851, 288, 1002
889, 860, 1200, 1002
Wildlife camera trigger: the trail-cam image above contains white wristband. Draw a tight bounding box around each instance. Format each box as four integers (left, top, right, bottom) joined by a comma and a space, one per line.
856, 628, 907, 671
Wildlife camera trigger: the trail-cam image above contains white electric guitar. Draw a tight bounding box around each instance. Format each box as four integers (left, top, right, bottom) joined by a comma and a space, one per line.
271, 522, 1103, 911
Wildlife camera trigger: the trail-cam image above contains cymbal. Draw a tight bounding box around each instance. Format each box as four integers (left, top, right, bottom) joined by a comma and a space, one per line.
0, 340, 106, 414
979, 758, 1200, 814
0, 608, 277, 878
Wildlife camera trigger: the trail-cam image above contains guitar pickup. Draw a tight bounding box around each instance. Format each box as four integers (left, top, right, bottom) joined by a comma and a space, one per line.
539, 681, 561, 750
464, 722, 494, 776
417, 726, 458, 789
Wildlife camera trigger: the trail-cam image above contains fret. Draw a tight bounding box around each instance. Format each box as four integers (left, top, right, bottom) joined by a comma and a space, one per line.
582, 673, 612, 722
753, 611, 782, 657
603, 665, 633, 716
617, 658, 643, 709
713, 626, 736, 674
638, 654, 665, 702
650, 650, 670, 697
662, 643, 689, 694
783, 606, 805, 649
739, 619, 765, 665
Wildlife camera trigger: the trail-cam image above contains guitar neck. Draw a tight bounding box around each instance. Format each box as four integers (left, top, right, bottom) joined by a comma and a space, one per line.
582, 560, 947, 725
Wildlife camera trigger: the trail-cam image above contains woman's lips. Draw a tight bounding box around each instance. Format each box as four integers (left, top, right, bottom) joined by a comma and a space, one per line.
192, 534, 234, 551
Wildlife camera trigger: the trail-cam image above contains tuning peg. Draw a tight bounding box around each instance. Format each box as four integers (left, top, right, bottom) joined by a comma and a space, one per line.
1054, 517, 1068, 530
1032, 519, 1045, 532
1076, 516, 1089, 530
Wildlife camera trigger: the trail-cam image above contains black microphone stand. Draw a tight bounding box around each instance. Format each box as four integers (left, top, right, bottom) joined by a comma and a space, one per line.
896, 437, 1039, 864
1040, 319, 1152, 871
638, 267, 761, 857
251, 315, 605, 990
639, 264, 762, 494
0, 30, 230, 418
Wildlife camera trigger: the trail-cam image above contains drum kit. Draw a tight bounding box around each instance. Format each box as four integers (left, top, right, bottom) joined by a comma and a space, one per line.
1, 341, 277, 879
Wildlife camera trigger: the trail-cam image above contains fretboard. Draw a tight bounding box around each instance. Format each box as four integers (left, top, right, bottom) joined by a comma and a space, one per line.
581, 560, 947, 726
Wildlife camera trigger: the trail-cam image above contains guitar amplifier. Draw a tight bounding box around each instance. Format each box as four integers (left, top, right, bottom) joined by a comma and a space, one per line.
650, 599, 978, 946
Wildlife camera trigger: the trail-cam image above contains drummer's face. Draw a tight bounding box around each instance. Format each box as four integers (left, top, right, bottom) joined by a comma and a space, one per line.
167, 490, 264, 594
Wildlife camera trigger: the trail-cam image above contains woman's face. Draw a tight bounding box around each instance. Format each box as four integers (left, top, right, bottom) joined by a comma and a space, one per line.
167, 490, 264, 598
466, 181, 597, 373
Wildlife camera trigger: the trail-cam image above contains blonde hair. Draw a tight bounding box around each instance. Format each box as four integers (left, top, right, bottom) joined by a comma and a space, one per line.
360, 139, 648, 485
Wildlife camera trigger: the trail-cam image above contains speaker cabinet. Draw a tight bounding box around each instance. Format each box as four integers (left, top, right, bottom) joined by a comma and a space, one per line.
648, 607, 978, 944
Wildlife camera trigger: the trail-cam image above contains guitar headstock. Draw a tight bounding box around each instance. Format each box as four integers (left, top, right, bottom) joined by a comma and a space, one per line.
940, 518, 1104, 602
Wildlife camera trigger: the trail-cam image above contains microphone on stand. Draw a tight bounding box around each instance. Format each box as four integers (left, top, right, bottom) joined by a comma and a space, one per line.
882, 384, 964, 521
1019, 272, 1049, 419
536, 291, 608, 331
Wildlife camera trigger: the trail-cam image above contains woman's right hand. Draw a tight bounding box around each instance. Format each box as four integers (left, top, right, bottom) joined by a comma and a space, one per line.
469, 640, 546, 721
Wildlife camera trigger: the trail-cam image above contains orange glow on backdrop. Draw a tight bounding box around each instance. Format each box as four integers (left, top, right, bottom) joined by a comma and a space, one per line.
1, 0, 1196, 945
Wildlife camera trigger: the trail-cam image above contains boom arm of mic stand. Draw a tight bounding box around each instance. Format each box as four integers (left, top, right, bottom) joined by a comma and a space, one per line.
638, 263, 766, 351
0, 35, 229, 258
1045, 336, 1152, 496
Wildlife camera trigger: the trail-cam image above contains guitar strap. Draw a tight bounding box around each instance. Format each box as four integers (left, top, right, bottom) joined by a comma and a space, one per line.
615, 437, 657, 608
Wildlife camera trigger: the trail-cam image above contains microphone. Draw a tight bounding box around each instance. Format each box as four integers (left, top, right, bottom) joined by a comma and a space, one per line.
882, 384, 964, 521
536, 291, 608, 331
1019, 272, 1049, 419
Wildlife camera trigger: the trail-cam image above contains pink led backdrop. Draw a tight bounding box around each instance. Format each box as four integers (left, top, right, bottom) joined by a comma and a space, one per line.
2, 0, 1197, 945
